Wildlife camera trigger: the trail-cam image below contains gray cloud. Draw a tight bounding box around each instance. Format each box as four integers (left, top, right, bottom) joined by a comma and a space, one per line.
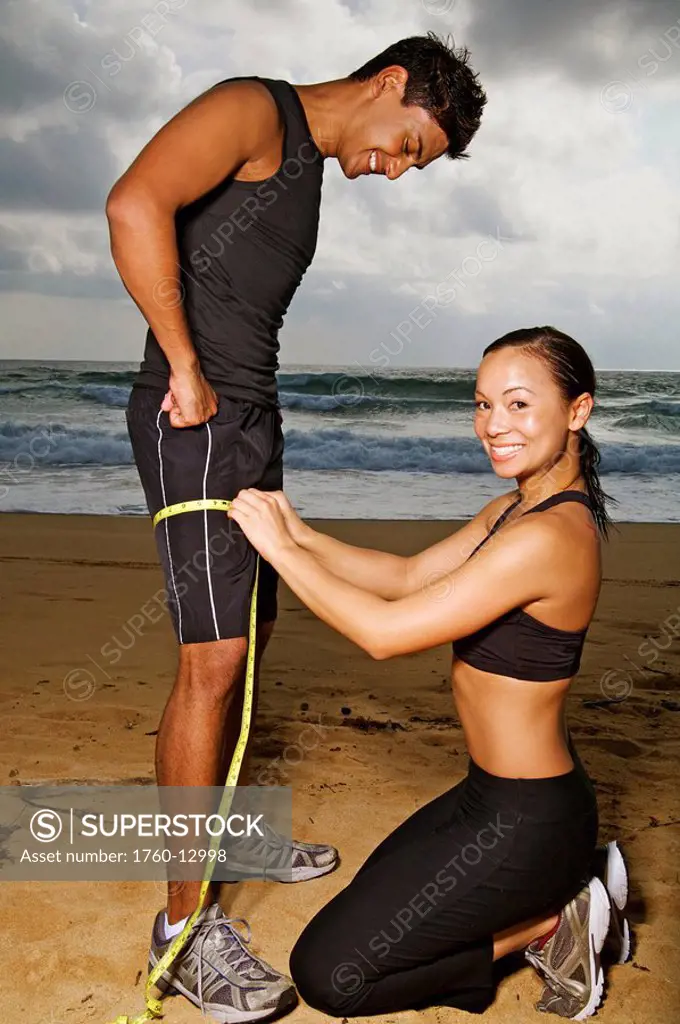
326, 172, 523, 243
1, 0, 189, 123
0, 269, 124, 299
0, 125, 118, 211
467, 0, 680, 82
284, 266, 679, 372
433, 184, 526, 241
0, 0, 677, 369
0, 2, 193, 214
0, 226, 32, 271
0, 36, 64, 112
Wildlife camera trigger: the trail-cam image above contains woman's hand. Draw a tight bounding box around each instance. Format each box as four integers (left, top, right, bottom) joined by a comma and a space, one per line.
227, 489, 297, 564
267, 490, 311, 547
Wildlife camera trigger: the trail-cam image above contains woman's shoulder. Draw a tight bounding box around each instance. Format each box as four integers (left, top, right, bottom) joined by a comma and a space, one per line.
479, 490, 521, 531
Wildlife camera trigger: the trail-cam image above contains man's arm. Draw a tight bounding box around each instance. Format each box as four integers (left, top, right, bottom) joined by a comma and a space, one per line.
105, 80, 281, 426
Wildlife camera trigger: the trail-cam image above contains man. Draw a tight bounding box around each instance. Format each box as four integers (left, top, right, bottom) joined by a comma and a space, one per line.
107, 32, 486, 1023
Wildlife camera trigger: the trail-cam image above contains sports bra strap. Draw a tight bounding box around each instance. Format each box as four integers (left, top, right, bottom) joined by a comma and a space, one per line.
469, 490, 593, 561
524, 490, 593, 515
487, 495, 522, 537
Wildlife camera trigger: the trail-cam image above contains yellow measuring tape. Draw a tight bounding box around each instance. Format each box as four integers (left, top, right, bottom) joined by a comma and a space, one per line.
111, 498, 259, 1024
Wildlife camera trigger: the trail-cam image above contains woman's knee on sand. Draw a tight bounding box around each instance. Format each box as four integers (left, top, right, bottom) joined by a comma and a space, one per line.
289, 917, 495, 1018
290, 908, 381, 1018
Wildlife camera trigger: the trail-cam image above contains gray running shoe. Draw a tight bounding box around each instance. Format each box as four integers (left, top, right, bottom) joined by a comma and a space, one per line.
223, 823, 339, 883
148, 902, 297, 1022
525, 876, 611, 1020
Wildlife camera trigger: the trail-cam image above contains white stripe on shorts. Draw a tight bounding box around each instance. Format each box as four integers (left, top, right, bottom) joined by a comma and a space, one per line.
203, 422, 221, 641
157, 408, 184, 643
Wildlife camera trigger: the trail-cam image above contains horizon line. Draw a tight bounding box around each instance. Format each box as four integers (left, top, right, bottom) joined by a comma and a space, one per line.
0, 358, 679, 374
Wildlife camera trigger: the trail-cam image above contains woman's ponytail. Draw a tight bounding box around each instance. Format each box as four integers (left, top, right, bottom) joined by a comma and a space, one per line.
578, 426, 615, 539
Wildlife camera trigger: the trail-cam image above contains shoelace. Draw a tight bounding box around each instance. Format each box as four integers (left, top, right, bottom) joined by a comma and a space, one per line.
194, 915, 257, 1016
228, 821, 290, 852
263, 822, 294, 850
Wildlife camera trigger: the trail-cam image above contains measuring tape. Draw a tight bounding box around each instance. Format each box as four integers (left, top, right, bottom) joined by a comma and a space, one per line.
111, 497, 259, 1024
152, 498, 234, 528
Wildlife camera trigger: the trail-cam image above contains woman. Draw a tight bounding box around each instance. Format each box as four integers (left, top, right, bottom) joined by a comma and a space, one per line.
228, 326, 630, 1019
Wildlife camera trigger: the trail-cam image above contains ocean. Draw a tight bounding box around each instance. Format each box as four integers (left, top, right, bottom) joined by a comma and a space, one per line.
1, 361, 679, 522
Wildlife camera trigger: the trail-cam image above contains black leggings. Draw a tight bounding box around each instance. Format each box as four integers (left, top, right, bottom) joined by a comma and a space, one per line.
290, 751, 598, 1017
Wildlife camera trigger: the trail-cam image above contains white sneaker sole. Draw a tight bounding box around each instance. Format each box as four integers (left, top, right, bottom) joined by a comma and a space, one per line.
604, 840, 631, 964
280, 858, 339, 883
572, 876, 611, 1020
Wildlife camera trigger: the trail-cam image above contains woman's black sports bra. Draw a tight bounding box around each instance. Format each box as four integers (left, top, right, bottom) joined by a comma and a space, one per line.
452, 490, 594, 682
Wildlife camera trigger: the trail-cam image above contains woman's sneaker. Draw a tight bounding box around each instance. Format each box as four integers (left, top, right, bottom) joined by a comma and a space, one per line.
525, 876, 611, 1019
599, 841, 631, 964
148, 902, 297, 1022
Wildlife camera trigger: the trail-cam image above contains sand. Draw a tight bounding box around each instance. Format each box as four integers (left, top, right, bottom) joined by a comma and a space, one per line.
1, 513, 678, 1024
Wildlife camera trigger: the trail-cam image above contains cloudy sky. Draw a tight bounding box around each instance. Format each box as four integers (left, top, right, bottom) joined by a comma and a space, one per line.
1, 0, 679, 370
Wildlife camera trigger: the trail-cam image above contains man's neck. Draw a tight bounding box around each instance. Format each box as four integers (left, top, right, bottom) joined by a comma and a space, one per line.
292, 79, 359, 158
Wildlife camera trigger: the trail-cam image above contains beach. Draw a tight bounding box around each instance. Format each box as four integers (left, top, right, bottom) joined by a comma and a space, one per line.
1, 512, 678, 1024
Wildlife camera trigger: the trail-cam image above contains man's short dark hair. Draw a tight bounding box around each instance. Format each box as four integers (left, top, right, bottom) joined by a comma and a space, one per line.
348, 32, 486, 160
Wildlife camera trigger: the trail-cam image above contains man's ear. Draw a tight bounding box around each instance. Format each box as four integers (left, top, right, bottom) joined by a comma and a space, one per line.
373, 64, 408, 98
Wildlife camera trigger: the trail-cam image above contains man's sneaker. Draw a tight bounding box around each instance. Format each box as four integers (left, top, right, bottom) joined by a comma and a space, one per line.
525, 876, 611, 1020
598, 841, 631, 964
148, 902, 297, 1022
222, 823, 339, 883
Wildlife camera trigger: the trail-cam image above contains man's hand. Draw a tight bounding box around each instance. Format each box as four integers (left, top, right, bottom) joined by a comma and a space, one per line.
161, 367, 218, 427
227, 489, 297, 565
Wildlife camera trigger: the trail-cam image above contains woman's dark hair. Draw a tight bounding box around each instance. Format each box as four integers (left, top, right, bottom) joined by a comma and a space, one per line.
482, 326, 616, 539
348, 33, 487, 161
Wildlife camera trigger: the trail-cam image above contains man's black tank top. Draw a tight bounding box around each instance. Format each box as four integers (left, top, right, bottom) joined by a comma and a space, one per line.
133, 76, 324, 408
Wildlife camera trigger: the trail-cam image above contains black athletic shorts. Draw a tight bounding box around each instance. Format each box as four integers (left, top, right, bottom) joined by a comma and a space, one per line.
125, 385, 284, 644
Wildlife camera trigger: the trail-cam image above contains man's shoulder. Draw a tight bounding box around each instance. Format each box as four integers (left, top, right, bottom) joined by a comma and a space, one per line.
208, 77, 283, 124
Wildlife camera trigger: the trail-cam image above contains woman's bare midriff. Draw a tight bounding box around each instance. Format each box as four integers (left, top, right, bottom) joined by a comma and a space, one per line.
451, 658, 575, 778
